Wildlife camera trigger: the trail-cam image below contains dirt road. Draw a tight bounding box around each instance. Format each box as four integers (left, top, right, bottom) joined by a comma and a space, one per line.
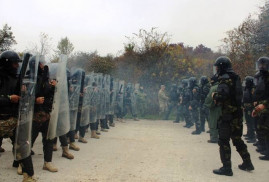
0, 119, 268, 182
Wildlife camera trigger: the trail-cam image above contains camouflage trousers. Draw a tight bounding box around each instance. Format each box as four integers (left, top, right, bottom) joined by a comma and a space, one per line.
218, 116, 251, 167
0, 116, 17, 138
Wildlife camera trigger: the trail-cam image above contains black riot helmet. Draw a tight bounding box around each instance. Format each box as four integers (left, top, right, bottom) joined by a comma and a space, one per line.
245, 76, 254, 88
181, 79, 188, 88
0, 50, 21, 74
189, 77, 197, 88
71, 69, 82, 84
213, 56, 232, 75
200, 76, 209, 86
256, 57, 269, 72
171, 84, 177, 90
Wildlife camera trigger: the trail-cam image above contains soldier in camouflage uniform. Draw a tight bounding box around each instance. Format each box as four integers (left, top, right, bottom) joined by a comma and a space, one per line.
252, 57, 269, 160
189, 77, 201, 134
212, 56, 254, 176
199, 76, 210, 132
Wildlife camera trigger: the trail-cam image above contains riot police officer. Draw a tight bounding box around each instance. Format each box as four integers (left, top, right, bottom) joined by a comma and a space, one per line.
180, 79, 193, 128
165, 84, 180, 121
212, 56, 254, 176
31, 59, 58, 173
189, 77, 201, 134
242, 76, 256, 143
0, 51, 36, 181
252, 57, 269, 160
199, 76, 210, 132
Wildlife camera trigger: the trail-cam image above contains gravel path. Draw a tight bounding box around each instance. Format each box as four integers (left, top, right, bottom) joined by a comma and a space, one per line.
0, 119, 268, 182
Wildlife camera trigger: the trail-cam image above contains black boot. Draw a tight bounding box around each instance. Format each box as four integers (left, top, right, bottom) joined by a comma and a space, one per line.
238, 161, 254, 171
213, 167, 233, 176
259, 140, 269, 161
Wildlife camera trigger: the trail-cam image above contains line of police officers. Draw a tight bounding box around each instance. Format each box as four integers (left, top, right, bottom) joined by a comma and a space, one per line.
165, 56, 269, 176
0, 50, 140, 182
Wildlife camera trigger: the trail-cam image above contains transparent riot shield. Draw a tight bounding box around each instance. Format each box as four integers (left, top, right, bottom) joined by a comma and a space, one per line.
104, 75, 111, 115
69, 69, 84, 130
132, 83, 140, 115
98, 74, 106, 119
109, 77, 117, 115
14, 54, 39, 160
80, 74, 92, 127
117, 80, 125, 113
47, 55, 70, 139
89, 73, 98, 123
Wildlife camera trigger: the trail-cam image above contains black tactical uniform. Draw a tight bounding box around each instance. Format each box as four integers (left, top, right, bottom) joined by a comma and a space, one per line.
200, 76, 210, 132
253, 57, 269, 160
0, 51, 35, 177
181, 79, 193, 128
123, 83, 137, 119
175, 85, 184, 123
165, 84, 180, 121
32, 63, 55, 163
242, 76, 256, 143
189, 77, 201, 134
212, 56, 254, 176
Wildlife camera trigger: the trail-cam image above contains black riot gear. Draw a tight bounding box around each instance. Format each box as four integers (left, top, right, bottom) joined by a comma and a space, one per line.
245, 76, 254, 88
200, 76, 209, 86
0, 50, 21, 75
214, 56, 232, 75
181, 79, 188, 88
256, 57, 269, 72
189, 77, 197, 88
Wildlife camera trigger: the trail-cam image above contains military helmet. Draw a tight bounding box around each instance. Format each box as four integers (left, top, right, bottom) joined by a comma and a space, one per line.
256, 57, 269, 72
245, 76, 254, 88
200, 76, 209, 85
181, 79, 188, 87
189, 77, 197, 87
214, 56, 232, 74
0, 50, 21, 70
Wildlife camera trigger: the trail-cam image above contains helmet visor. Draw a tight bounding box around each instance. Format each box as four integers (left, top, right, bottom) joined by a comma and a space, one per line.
256, 61, 269, 71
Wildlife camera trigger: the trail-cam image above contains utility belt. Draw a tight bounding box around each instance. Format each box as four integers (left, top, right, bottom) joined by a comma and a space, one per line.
0, 114, 17, 138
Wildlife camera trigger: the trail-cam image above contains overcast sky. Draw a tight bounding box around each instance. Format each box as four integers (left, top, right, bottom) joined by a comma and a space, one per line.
0, 0, 264, 56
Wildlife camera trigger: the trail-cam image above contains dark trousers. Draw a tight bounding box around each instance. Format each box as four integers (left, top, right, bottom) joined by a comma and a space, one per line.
182, 105, 192, 126
218, 117, 251, 168
100, 118, 108, 129
258, 114, 269, 156
32, 121, 53, 162
67, 130, 75, 143
123, 103, 137, 118
9, 130, 34, 176
116, 105, 123, 119
79, 124, 89, 138
107, 115, 114, 124
244, 110, 255, 138
90, 122, 98, 131
191, 107, 200, 131
165, 101, 177, 120
53, 134, 68, 147
200, 106, 209, 131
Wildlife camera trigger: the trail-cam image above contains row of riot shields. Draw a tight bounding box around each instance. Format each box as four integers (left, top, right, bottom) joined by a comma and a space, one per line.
14, 53, 129, 160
